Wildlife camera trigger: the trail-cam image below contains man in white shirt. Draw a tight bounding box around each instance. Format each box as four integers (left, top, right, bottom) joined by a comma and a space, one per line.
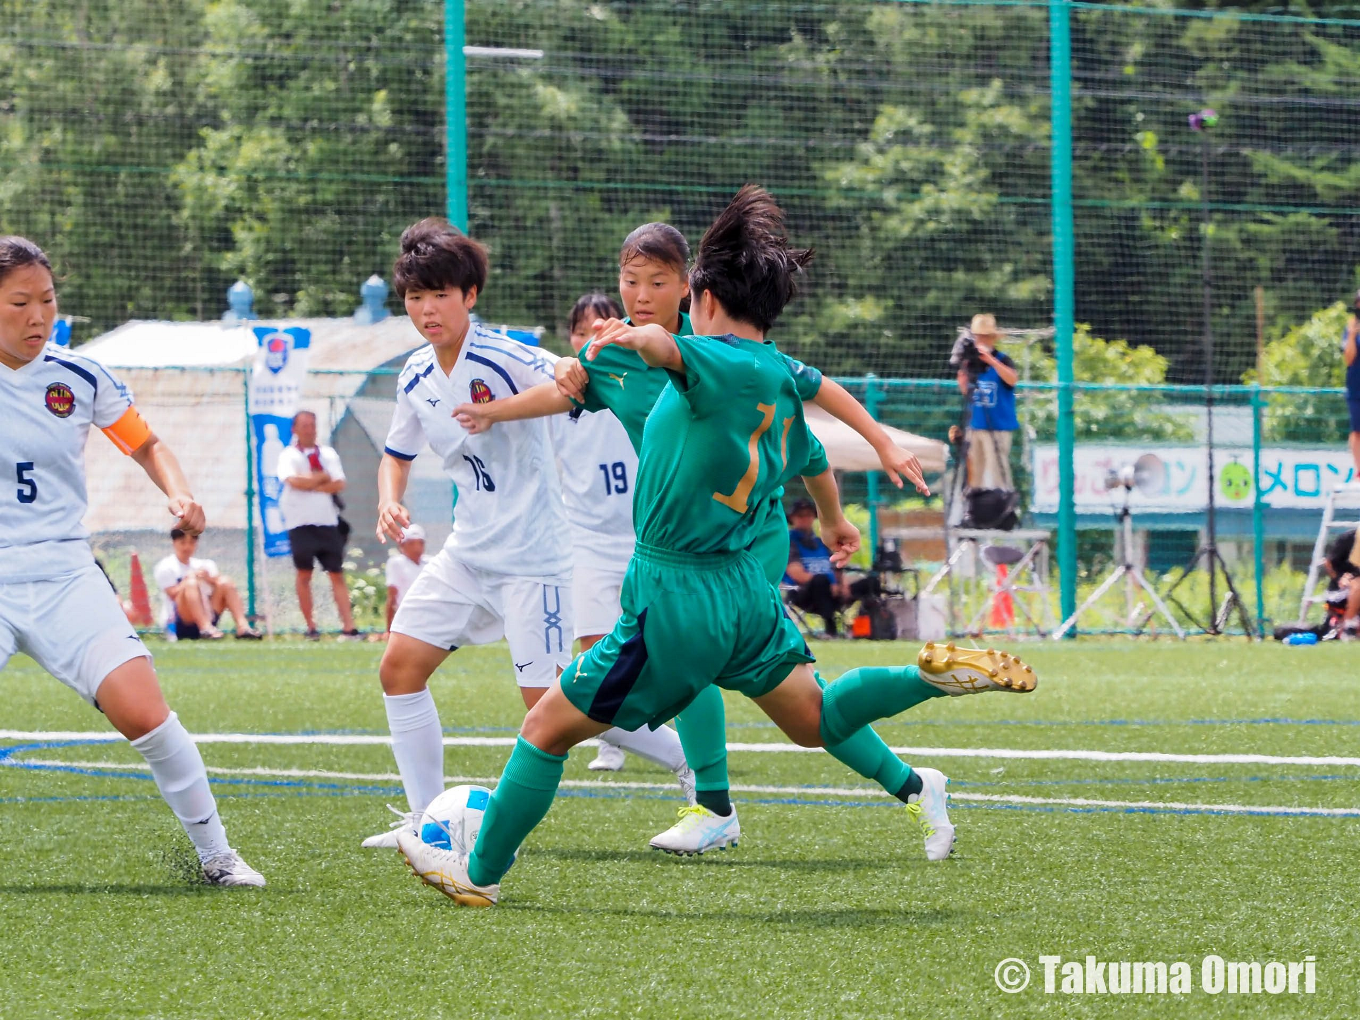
384, 522, 429, 637
275, 410, 358, 639
153, 528, 261, 640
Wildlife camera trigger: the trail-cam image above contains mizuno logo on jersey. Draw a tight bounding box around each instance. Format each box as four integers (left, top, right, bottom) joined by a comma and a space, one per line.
426, 398, 440, 407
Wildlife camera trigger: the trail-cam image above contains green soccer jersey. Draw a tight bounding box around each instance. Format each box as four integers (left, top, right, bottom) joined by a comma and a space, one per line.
629, 333, 829, 555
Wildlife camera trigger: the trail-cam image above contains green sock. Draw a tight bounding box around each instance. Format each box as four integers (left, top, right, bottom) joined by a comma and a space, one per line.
813, 672, 914, 798
468, 736, 566, 887
673, 684, 730, 796
819, 666, 944, 747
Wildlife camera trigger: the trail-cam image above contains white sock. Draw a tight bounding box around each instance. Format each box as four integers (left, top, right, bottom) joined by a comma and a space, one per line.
130, 712, 230, 864
599, 724, 687, 772
384, 689, 445, 816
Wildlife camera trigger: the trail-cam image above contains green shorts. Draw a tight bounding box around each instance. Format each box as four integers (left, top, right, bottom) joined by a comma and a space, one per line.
748, 498, 794, 585
562, 543, 814, 732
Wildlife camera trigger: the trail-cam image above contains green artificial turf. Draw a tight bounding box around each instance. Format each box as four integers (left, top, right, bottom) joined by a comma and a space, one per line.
1, 640, 1355, 1019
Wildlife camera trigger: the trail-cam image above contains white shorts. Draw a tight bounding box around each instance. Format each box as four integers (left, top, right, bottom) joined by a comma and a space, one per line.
0, 563, 152, 706
572, 557, 627, 639
390, 547, 572, 688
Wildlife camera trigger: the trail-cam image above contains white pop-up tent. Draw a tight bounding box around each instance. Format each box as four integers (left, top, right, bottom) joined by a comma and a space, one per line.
803, 404, 948, 475
77, 315, 433, 540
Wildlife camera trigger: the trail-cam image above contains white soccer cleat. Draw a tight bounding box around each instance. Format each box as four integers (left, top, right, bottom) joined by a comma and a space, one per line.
675, 765, 697, 807
361, 803, 420, 849
905, 767, 955, 861
649, 804, 740, 856
201, 850, 266, 888
395, 830, 499, 907
917, 643, 1037, 695
588, 740, 626, 772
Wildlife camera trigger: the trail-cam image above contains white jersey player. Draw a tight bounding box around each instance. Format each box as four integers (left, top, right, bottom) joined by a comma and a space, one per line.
557, 294, 643, 773
361, 220, 693, 850
0, 236, 262, 887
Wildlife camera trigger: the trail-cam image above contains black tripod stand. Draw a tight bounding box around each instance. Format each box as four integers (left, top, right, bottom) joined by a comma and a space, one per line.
1139, 109, 1254, 639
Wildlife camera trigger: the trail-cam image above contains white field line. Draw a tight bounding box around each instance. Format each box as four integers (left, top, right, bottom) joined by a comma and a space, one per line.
12, 757, 1360, 818
5, 730, 1360, 768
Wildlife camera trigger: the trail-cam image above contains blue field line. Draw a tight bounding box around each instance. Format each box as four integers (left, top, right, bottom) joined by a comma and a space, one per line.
248, 717, 1360, 736
6, 739, 1358, 796
6, 752, 1360, 820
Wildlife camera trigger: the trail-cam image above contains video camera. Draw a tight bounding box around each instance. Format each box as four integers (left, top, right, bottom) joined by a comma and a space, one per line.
949, 331, 988, 377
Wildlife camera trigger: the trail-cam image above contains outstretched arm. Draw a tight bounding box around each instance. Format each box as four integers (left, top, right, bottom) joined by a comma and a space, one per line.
810, 377, 929, 495
453, 381, 573, 434
585, 319, 682, 370
129, 434, 206, 535
801, 468, 860, 567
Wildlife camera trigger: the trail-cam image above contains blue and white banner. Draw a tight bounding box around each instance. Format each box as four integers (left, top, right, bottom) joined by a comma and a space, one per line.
248, 326, 312, 557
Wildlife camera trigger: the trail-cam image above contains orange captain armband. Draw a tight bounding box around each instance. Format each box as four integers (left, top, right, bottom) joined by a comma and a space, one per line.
101, 406, 153, 455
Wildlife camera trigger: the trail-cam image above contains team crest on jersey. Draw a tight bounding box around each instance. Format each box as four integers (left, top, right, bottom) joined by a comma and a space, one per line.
44, 382, 75, 418
469, 379, 493, 405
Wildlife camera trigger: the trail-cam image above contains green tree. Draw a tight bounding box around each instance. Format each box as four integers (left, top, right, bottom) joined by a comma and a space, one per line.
1245, 301, 1350, 443
1026, 325, 1195, 442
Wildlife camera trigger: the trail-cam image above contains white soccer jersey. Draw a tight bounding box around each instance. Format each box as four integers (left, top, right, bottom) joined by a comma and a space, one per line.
557, 407, 637, 572
383, 325, 571, 579
0, 343, 137, 582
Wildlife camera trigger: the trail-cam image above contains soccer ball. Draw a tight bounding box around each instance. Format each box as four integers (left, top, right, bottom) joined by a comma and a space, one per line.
419, 784, 492, 855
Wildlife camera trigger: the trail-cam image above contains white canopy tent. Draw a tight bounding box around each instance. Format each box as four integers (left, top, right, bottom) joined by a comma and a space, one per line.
803, 403, 948, 476
79, 316, 428, 535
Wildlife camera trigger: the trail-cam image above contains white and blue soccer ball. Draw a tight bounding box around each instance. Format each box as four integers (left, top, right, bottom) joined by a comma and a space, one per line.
419, 784, 492, 855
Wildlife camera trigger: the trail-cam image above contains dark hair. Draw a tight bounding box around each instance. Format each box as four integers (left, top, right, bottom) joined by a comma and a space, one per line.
170, 527, 191, 541
0, 236, 53, 287
393, 218, 489, 298
292, 410, 316, 426
618, 222, 689, 276
568, 292, 623, 335
689, 186, 813, 333
788, 497, 816, 518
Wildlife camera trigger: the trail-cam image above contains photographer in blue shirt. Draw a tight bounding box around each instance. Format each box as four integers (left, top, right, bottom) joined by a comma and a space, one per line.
952, 313, 1019, 491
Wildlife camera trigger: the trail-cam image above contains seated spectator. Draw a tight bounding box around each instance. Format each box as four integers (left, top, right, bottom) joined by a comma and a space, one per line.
1324, 526, 1360, 636
384, 523, 430, 638
783, 498, 880, 636
153, 528, 261, 640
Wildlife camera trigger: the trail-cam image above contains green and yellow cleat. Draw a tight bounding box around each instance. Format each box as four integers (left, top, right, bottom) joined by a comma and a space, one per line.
917, 643, 1037, 695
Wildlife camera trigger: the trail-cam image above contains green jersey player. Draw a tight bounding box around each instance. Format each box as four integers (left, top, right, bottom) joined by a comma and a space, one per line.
457, 221, 935, 856
398, 187, 1037, 907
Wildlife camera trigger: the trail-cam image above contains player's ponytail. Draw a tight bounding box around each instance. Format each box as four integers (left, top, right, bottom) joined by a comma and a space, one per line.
0, 236, 53, 286
689, 185, 813, 333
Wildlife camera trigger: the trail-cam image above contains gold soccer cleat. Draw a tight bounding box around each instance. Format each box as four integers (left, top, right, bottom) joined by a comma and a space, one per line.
395, 830, 499, 907
916, 643, 1037, 695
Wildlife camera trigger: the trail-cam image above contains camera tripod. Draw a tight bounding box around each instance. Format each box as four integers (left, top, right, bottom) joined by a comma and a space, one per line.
1053, 486, 1184, 639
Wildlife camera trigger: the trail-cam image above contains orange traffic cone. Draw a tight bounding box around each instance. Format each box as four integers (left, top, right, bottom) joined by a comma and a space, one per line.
989, 563, 1015, 629
127, 551, 155, 627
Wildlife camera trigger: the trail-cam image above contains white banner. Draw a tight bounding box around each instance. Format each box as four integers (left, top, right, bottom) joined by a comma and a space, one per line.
1031, 444, 1357, 513
248, 326, 312, 556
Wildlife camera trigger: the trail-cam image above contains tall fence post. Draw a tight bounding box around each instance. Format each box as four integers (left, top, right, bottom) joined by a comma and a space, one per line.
243, 370, 257, 621
444, 0, 468, 230
1251, 383, 1266, 633
1049, 0, 1078, 629
865, 373, 880, 558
